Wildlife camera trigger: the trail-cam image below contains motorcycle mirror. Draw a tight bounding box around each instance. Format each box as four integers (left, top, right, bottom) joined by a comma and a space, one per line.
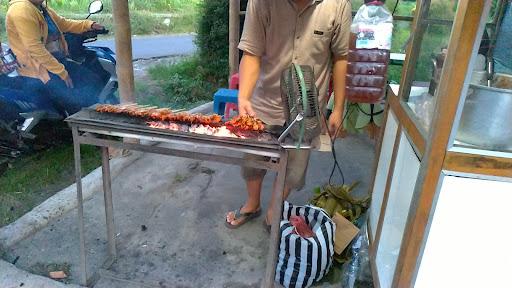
88, 0, 103, 17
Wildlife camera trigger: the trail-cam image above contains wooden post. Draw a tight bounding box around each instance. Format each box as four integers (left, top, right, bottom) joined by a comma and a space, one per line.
112, 0, 135, 104
229, 0, 240, 77
112, 0, 137, 147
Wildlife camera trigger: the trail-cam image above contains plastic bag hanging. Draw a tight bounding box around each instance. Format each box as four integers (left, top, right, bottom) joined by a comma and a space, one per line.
345, 1, 394, 104
352, 1, 394, 50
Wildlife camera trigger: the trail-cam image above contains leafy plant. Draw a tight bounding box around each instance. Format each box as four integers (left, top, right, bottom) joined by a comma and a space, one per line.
195, 0, 229, 84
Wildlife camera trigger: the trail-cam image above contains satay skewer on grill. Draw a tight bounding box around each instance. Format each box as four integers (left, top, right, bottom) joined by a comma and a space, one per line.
96, 104, 223, 126
96, 104, 264, 132
225, 115, 265, 132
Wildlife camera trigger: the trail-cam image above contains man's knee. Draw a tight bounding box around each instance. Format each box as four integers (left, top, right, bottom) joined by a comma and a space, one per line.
241, 154, 269, 181
242, 167, 267, 182
284, 149, 311, 190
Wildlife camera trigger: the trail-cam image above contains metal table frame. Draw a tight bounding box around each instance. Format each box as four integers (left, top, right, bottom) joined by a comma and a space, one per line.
68, 118, 289, 287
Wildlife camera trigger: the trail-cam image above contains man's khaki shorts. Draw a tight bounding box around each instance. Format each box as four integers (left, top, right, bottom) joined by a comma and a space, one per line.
241, 149, 311, 190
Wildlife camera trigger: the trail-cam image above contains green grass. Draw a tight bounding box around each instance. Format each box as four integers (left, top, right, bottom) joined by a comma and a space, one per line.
0, 0, 201, 41
0, 144, 101, 227
86, 10, 198, 37
0, 0, 201, 14
137, 55, 219, 109
47, 0, 199, 14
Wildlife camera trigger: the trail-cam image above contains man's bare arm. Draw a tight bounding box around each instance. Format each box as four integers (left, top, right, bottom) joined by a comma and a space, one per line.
238, 52, 261, 116
329, 55, 348, 137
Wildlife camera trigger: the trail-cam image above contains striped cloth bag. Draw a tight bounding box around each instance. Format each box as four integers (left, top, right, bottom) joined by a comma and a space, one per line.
275, 201, 336, 288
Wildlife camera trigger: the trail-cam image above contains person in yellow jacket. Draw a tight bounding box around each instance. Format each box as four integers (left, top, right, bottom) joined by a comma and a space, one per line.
6, 0, 106, 114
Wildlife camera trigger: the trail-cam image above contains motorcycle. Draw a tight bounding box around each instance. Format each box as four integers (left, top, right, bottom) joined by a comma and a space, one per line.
0, 0, 118, 151
65, 0, 119, 105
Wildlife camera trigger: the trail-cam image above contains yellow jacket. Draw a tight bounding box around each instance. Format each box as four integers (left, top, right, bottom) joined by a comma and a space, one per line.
6, 0, 94, 83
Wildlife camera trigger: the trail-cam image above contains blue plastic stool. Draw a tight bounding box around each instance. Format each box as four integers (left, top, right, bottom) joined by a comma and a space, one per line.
213, 88, 238, 116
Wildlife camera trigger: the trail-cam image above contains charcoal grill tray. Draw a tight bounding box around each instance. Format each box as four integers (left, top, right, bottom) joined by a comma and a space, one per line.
66, 108, 280, 150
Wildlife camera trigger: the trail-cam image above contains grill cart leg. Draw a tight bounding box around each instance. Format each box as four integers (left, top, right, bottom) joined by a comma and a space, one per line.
263, 150, 288, 288
101, 147, 117, 262
72, 127, 88, 286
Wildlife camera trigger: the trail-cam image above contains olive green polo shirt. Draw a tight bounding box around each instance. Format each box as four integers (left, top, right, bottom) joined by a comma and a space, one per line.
238, 0, 352, 125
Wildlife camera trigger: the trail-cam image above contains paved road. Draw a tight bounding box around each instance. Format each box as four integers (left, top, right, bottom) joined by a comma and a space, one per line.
87, 34, 197, 60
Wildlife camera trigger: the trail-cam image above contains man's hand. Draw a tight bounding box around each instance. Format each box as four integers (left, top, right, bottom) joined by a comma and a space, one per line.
328, 110, 346, 139
238, 98, 256, 116
63, 74, 74, 89
91, 23, 105, 31
237, 53, 261, 117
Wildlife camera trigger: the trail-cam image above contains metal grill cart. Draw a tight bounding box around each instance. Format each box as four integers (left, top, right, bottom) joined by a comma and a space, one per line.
368, 1, 512, 287
66, 109, 298, 287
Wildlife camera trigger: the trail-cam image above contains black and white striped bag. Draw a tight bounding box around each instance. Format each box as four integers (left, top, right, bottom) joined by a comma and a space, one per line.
275, 201, 336, 288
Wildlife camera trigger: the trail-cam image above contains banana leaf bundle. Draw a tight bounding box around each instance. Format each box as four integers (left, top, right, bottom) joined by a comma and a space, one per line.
309, 182, 371, 264
310, 182, 370, 222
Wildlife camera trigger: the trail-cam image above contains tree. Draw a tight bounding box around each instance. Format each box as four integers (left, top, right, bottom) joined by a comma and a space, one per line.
195, 0, 229, 85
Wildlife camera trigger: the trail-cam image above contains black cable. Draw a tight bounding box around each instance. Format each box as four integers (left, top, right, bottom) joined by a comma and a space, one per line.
330, 107, 353, 186
392, 0, 399, 15
356, 103, 384, 117
321, 104, 354, 187
320, 109, 341, 185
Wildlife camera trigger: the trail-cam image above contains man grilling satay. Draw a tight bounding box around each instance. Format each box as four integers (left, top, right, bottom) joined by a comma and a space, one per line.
225, 0, 352, 229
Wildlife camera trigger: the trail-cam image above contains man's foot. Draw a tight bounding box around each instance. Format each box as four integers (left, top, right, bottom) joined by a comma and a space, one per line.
265, 211, 273, 225
263, 216, 271, 234
225, 205, 261, 229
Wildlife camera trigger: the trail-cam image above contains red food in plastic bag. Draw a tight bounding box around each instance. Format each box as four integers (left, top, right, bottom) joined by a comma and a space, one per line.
290, 215, 315, 238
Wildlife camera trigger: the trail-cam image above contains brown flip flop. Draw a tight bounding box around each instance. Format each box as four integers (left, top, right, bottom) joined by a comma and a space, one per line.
225, 207, 261, 229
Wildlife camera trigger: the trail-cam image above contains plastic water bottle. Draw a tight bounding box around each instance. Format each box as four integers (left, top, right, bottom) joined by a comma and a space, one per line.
342, 233, 363, 288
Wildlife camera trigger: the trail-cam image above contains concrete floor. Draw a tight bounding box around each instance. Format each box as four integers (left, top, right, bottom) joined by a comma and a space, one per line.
6, 134, 375, 288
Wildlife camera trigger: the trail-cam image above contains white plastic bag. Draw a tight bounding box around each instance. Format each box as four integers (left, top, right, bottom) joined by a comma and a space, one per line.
351, 2, 394, 50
